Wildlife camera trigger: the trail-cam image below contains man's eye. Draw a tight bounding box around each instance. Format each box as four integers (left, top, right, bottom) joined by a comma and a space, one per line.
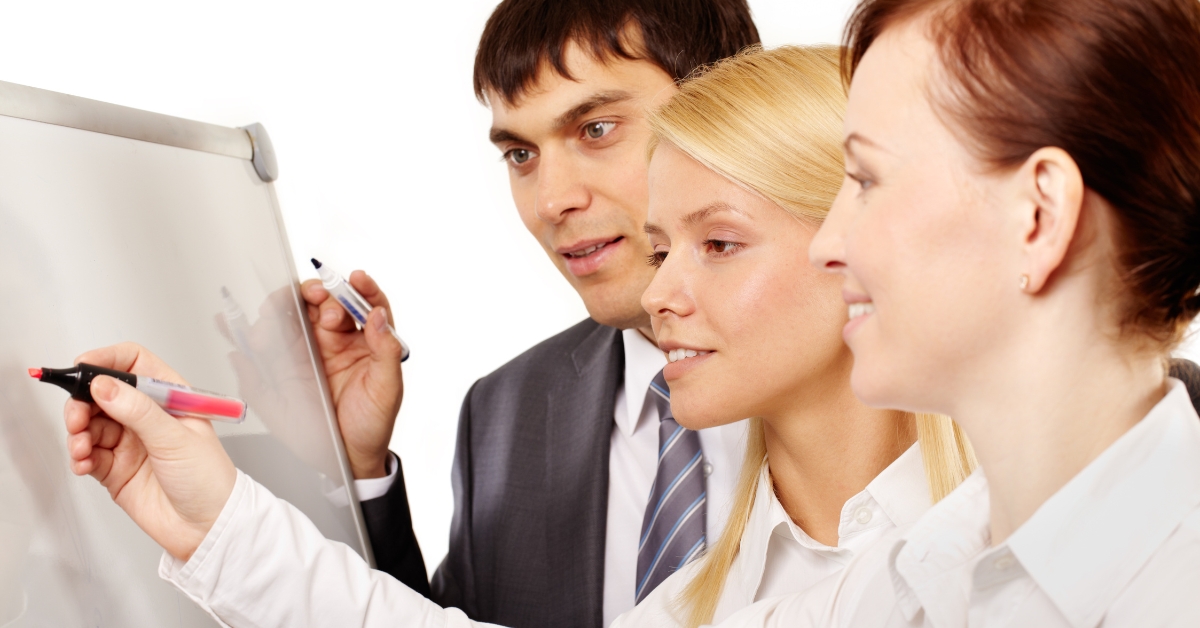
584, 121, 615, 140
507, 148, 534, 165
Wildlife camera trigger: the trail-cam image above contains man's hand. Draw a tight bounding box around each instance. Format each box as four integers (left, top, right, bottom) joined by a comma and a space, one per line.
301, 270, 404, 479
63, 342, 237, 562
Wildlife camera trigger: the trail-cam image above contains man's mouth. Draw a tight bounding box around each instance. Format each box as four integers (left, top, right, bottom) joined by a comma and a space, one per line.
558, 236, 626, 277
562, 237, 623, 258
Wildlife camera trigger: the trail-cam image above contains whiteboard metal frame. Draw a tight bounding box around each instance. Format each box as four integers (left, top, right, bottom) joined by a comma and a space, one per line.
0, 78, 375, 566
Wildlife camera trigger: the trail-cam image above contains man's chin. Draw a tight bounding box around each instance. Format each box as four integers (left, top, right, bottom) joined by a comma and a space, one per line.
576, 286, 652, 330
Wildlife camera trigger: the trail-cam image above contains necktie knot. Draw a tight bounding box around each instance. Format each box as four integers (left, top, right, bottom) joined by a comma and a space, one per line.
649, 370, 672, 423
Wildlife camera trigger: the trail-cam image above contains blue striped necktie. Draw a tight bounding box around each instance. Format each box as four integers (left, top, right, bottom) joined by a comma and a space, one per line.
635, 370, 707, 603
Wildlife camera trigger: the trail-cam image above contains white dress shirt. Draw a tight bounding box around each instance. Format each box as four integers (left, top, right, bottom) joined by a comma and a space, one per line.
720, 378, 1200, 628
605, 329, 746, 627
156, 432, 923, 628
610, 443, 929, 627
352, 328, 747, 627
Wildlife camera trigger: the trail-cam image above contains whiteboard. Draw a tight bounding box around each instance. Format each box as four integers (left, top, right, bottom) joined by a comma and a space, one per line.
0, 80, 370, 627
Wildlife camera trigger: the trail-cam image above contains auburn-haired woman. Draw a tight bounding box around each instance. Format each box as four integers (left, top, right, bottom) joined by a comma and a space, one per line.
59, 46, 976, 628
726, 0, 1200, 625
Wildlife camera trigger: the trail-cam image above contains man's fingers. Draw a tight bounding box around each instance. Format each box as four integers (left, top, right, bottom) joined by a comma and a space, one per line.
301, 278, 329, 305
91, 376, 188, 453
364, 307, 405, 375
318, 297, 357, 332
74, 342, 186, 384
348, 270, 393, 315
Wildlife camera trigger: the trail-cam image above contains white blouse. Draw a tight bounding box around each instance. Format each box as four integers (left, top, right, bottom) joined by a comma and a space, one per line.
720, 378, 1200, 628
157, 444, 930, 628
611, 444, 930, 627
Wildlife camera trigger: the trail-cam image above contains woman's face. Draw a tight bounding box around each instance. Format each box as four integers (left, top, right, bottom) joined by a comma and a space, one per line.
809, 21, 1021, 414
642, 143, 850, 429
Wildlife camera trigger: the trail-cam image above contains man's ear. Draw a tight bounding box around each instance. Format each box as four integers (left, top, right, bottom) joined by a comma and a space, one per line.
1015, 147, 1085, 293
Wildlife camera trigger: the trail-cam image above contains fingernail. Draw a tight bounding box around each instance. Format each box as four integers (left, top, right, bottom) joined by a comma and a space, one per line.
374, 308, 388, 332
91, 376, 116, 402
322, 308, 338, 323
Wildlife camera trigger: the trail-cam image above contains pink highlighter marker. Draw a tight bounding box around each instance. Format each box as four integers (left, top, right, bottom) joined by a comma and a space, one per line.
29, 363, 247, 423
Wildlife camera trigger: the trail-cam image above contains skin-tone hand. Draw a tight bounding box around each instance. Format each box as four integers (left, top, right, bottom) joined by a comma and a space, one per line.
300, 270, 404, 479
63, 342, 237, 562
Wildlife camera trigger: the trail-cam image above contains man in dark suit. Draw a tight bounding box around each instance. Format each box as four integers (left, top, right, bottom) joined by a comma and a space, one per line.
298, 1, 761, 627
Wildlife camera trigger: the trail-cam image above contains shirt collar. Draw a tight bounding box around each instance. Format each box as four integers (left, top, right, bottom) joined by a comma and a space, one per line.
863, 442, 932, 529
1005, 378, 1200, 628
617, 328, 667, 437
735, 443, 930, 602
891, 379, 1200, 628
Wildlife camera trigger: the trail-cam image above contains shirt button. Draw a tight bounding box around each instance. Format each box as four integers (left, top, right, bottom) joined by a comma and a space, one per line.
994, 554, 1015, 570
854, 507, 873, 525
703, 462, 714, 477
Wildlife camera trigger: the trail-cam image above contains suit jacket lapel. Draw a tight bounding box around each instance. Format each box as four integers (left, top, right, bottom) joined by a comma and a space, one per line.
543, 323, 623, 628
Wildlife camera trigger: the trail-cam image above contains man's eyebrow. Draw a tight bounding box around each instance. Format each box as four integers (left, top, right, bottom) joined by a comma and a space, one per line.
489, 128, 529, 145
643, 202, 746, 236
553, 91, 633, 131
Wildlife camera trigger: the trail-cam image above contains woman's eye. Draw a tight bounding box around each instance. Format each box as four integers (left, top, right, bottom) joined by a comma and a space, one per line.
847, 171, 874, 192
646, 251, 667, 268
506, 148, 534, 165
584, 121, 616, 140
708, 240, 736, 253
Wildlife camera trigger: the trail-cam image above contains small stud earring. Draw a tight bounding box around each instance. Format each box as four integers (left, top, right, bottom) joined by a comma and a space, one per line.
1019, 275, 1030, 290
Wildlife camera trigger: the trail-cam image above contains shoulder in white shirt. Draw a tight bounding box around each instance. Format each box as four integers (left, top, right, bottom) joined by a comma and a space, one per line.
758, 378, 1200, 628
610, 442, 930, 628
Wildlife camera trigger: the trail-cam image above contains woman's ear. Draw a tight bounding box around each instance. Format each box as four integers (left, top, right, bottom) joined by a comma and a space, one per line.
1015, 147, 1085, 293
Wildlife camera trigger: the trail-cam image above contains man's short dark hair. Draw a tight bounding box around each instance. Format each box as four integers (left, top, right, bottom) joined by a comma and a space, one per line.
473, 0, 760, 105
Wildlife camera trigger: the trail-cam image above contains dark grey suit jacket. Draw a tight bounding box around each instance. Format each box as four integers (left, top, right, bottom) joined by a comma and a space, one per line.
361, 319, 623, 628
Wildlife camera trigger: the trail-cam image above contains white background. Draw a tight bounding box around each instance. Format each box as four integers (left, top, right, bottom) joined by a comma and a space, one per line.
2, 0, 1196, 576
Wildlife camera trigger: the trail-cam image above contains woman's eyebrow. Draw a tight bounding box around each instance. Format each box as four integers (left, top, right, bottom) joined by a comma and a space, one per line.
681, 202, 745, 228
645, 202, 747, 237
844, 131, 891, 156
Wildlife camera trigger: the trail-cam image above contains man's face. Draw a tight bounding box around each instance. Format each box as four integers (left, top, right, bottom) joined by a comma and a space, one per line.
487, 43, 677, 330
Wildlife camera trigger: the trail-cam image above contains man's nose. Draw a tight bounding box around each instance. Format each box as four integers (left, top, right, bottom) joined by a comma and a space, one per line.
534, 152, 590, 224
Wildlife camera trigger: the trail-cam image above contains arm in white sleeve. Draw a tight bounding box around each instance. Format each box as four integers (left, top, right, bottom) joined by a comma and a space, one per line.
160, 470, 498, 628
354, 452, 399, 501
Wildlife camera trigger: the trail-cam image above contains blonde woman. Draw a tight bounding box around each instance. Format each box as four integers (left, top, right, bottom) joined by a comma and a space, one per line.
59, 47, 973, 628
613, 45, 973, 628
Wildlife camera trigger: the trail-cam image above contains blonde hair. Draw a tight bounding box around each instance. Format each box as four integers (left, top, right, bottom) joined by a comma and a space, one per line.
648, 45, 978, 628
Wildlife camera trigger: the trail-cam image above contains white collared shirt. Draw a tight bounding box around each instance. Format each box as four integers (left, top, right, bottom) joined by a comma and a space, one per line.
731, 378, 1200, 628
610, 443, 930, 627
354, 328, 746, 628
605, 329, 747, 627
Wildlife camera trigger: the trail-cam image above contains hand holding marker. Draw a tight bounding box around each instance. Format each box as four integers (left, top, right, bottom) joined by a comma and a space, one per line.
312, 258, 410, 362
30, 363, 247, 423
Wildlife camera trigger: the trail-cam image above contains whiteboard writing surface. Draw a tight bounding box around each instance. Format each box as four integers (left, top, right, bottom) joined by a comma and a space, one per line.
0, 81, 369, 627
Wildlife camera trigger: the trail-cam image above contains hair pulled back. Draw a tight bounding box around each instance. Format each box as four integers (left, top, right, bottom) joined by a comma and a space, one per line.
845, 0, 1200, 347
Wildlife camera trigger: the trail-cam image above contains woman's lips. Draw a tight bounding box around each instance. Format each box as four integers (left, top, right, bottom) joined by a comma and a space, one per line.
662, 350, 715, 381
561, 237, 624, 277
843, 301, 875, 343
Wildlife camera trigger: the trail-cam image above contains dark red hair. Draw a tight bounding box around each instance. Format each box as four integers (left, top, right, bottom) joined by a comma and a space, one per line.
844, 0, 1200, 346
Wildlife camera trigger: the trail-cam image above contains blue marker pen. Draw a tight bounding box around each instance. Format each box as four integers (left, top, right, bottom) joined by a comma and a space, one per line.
311, 259, 410, 362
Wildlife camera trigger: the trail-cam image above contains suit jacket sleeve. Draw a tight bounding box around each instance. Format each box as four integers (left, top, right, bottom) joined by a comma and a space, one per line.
360, 456, 432, 598
428, 381, 480, 614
